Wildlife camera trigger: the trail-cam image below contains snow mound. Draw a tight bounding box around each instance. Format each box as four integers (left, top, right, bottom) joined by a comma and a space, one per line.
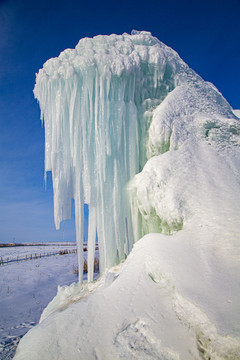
14, 236, 240, 359
39, 277, 105, 323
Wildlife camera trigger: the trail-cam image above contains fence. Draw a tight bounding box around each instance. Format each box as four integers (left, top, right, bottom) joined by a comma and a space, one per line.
0, 249, 77, 265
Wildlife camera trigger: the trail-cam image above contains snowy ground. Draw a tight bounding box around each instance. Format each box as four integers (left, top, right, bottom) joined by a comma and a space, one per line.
0, 243, 79, 360
13, 235, 240, 360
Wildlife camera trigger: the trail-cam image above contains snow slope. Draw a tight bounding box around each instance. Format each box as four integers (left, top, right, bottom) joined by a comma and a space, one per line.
14, 235, 240, 360
14, 32, 240, 359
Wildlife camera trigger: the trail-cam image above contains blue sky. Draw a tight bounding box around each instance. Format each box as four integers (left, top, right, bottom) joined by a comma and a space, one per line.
0, 0, 239, 243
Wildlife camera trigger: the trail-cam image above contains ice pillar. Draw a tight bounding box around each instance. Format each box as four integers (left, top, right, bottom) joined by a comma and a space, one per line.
34, 31, 179, 281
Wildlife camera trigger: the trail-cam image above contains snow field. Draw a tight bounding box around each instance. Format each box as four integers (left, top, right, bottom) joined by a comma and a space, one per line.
0, 242, 77, 263
0, 245, 79, 359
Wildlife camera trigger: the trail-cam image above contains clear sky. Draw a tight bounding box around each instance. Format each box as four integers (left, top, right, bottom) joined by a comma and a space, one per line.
0, 0, 239, 243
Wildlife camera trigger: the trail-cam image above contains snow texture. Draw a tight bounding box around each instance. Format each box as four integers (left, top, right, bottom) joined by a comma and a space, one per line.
14, 31, 240, 359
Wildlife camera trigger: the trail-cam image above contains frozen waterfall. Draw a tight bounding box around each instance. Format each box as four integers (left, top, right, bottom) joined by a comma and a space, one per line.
14, 32, 240, 359
34, 31, 236, 282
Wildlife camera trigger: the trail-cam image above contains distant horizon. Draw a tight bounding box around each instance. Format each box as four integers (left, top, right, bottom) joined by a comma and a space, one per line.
0, 240, 77, 245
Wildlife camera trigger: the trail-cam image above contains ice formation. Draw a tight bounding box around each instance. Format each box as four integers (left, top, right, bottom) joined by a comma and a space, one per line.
34, 31, 239, 283
14, 31, 240, 359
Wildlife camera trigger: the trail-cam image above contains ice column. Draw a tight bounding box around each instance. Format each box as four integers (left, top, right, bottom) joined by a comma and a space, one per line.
34, 32, 181, 282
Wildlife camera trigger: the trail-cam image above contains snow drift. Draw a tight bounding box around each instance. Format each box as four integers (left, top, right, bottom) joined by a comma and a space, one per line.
14, 31, 240, 359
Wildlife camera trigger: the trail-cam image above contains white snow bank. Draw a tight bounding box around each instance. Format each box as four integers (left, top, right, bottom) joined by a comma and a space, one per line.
128, 84, 240, 240
14, 235, 240, 359
39, 276, 104, 323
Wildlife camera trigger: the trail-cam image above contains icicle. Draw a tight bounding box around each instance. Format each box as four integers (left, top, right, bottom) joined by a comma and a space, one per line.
74, 186, 84, 283
87, 205, 96, 282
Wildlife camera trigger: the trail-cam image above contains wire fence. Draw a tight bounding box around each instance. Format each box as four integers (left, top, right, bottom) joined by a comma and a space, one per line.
0, 249, 77, 266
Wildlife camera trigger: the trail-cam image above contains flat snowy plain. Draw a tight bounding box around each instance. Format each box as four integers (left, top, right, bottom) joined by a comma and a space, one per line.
0, 243, 79, 359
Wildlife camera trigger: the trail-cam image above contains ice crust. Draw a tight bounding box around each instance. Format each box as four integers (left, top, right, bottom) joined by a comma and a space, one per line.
34, 31, 238, 282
